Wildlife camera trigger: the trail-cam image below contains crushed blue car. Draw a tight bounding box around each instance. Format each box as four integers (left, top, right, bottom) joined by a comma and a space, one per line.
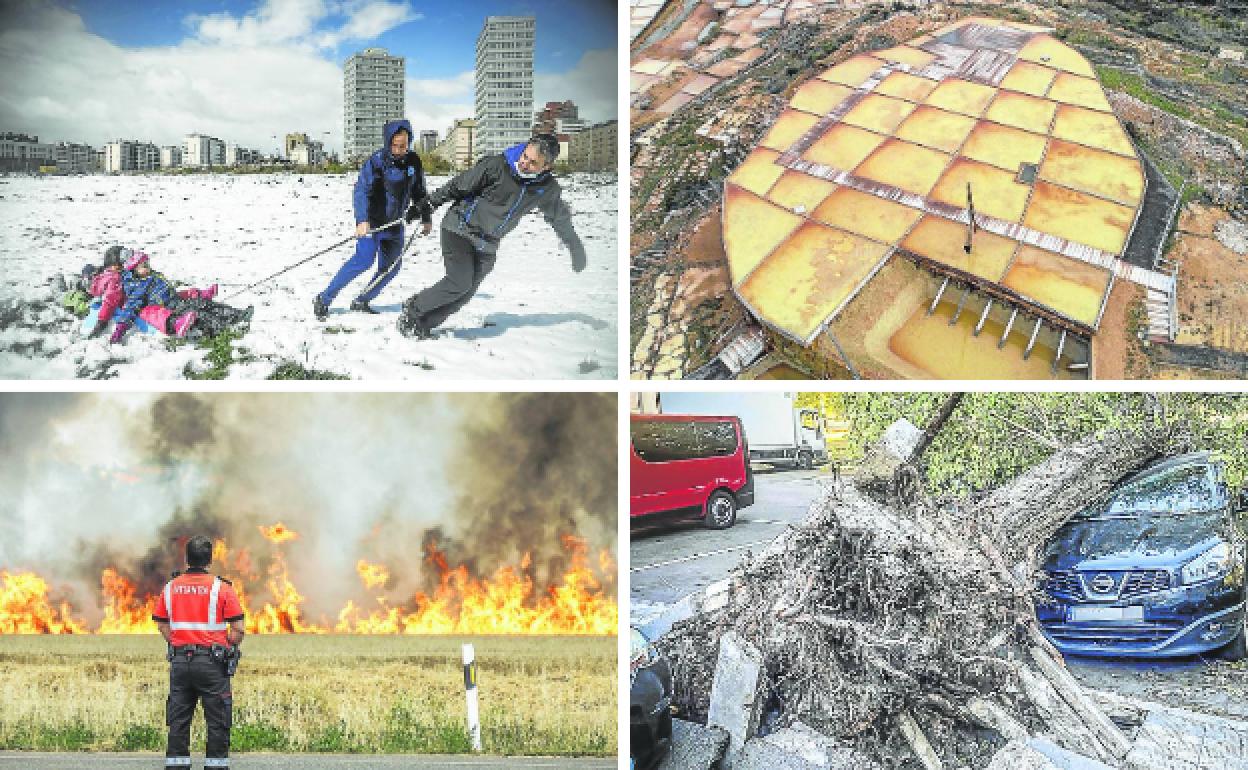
1038, 452, 1247, 660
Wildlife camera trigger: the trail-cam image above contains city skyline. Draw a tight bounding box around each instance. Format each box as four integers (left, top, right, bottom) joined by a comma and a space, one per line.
0, 0, 616, 157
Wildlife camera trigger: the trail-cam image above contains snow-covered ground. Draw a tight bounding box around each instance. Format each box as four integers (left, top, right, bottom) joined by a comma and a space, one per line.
0, 172, 618, 379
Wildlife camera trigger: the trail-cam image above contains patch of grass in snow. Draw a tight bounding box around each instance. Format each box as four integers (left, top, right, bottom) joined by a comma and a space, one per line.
179, 328, 245, 380
403, 358, 435, 371
322, 325, 356, 334
268, 361, 350, 380
578, 358, 601, 374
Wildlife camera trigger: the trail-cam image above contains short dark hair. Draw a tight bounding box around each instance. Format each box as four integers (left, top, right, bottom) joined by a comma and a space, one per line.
186, 535, 213, 568
103, 245, 125, 268
529, 133, 560, 162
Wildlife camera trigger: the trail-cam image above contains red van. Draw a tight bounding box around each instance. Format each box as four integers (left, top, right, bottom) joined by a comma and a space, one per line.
630, 414, 755, 529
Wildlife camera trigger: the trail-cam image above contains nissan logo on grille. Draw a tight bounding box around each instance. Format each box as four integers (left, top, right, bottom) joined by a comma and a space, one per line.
1090, 573, 1116, 594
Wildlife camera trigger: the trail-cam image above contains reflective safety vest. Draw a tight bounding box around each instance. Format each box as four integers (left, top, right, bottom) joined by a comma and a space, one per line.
152, 569, 244, 647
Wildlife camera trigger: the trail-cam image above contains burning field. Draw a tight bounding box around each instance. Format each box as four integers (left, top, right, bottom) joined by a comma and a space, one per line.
0, 392, 617, 754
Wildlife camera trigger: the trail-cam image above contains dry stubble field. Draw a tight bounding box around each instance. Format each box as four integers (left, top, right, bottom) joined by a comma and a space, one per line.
0, 635, 616, 756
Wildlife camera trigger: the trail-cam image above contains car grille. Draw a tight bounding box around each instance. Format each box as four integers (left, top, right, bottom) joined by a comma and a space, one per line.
1044, 570, 1083, 599
1043, 569, 1171, 600
1042, 618, 1186, 646
1121, 570, 1170, 597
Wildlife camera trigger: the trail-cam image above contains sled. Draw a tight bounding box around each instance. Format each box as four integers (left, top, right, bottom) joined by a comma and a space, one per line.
79, 301, 160, 336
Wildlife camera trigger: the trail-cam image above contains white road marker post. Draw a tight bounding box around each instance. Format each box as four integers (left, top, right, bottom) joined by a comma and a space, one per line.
462, 643, 482, 751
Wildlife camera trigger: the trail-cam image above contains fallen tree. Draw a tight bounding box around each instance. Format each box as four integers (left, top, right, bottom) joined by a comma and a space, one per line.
657, 416, 1182, 768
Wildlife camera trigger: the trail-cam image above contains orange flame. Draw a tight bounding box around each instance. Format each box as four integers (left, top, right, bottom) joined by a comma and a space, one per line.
356, 560, 390, 590
0, 571, 86, 634
1, 527, 616, 635
259, 522, 297, 544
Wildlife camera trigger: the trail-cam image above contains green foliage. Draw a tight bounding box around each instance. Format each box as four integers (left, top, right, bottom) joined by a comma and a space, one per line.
798, 393, 1248, 496
419, 151, 454, 176
267, 361, 350, 380
231, 720, 290, 751
183, 328, 246, 380
115, 723, 162, 751
29, 722, 95, 750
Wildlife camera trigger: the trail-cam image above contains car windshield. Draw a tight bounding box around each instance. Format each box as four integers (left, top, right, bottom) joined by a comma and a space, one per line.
1051, 509, 1226, 560
1085, 463, 1220, 516
1050, 464, 1226, 559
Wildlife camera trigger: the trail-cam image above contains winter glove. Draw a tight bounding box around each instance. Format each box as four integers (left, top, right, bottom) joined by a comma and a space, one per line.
569, 242, 587, 274
87, 318, 108, 339
405, 198, 432, 226
108, 321, 131, 344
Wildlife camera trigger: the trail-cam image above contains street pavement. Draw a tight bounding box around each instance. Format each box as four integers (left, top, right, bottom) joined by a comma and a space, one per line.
630, 466, 828, 631
0, 754, 616, 769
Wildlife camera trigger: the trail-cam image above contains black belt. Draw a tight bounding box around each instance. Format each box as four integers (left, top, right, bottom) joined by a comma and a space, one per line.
172, 644, 218, 655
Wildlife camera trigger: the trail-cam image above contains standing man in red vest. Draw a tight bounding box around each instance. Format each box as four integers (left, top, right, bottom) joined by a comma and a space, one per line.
152, 535, 245, 770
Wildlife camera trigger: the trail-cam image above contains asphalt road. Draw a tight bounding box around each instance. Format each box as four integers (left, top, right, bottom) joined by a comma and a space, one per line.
630, 466, 828, 624
0, 754, 615, 769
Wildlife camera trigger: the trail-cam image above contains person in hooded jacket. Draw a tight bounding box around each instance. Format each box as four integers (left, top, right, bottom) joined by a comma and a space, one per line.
396, 133, 587, 339
313, 119, 433, 320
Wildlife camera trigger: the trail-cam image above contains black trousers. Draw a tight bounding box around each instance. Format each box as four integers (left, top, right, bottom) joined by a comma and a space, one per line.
166, 654, 232, 766
408, 227, 497, 330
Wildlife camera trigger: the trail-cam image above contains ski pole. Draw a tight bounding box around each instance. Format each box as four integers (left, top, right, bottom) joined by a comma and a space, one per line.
222, 218, 406, 301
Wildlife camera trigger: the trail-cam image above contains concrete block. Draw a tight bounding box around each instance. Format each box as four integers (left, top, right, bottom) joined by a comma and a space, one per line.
857, 418, 923, 483
1124, 706, 1248, 770
737, 722, 880, 770
707, 631, 765, 769
657, 718, 730, 770
985, 738, 1115, 770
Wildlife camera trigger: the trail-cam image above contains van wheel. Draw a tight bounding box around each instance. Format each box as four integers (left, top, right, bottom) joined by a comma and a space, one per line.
704, 490, 737, 530
1220, 618, 1248, 662
796, 452, 813, 470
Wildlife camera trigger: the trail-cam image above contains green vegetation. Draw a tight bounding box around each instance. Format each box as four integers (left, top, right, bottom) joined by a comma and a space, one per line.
1097, 65, 1248, 146
796, 393, 1248, 495
179, 327, 248, 380
268, 361, 350, 380
1096, 67, 1193, 120
0, 635, 616, 756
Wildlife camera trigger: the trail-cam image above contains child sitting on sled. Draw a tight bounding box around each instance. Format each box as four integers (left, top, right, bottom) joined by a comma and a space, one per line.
109, 250, 252, 344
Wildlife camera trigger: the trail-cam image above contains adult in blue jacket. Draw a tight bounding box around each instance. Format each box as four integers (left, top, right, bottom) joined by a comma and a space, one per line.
313, 119, 433, 320
397, 133, 586, 339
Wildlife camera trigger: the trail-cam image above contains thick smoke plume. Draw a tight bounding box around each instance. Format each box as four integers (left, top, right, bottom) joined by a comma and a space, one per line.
0, 392, 617, 625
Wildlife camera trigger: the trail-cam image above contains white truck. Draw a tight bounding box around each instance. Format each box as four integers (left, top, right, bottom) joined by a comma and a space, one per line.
659, 392, 828, 470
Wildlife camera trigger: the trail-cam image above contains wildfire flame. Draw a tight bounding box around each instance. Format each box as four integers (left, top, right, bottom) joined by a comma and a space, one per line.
1, 526, 616, 635
259, 522, 297, 544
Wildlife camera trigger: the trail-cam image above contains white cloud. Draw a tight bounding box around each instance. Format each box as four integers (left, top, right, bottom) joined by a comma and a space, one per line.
0, 1, 424, 156
327, 1, 423, 47
535, 48, 617, 125
187, 0, 328, 48
403, 72, 473, 140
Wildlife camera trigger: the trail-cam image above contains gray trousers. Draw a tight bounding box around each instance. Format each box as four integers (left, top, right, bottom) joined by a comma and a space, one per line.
409, 227, 496, 330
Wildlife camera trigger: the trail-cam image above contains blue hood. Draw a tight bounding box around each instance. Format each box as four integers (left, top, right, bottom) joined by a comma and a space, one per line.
1042, 509, 1230, 571
383, 119, 413, 153
503, 142, 552, 183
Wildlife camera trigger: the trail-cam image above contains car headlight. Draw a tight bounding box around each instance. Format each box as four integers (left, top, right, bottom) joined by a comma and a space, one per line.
1180, 542, 1233, 585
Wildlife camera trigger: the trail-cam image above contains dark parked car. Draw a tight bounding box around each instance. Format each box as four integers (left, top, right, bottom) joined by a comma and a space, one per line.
630, 626, 673, 769
1038, 452, 1247, 660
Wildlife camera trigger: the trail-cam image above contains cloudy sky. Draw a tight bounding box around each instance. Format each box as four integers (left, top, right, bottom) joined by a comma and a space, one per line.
0, 0, 617, 155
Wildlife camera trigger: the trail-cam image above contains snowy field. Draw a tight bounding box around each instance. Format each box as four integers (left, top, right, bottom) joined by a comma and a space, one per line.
0, 172, 618, 379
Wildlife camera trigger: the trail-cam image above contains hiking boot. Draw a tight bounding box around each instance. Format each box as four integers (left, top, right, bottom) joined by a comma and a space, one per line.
172, 311, 198, 338
350, 298, 380, 314
312, 294, 329, 321
396, 309, 432, 339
